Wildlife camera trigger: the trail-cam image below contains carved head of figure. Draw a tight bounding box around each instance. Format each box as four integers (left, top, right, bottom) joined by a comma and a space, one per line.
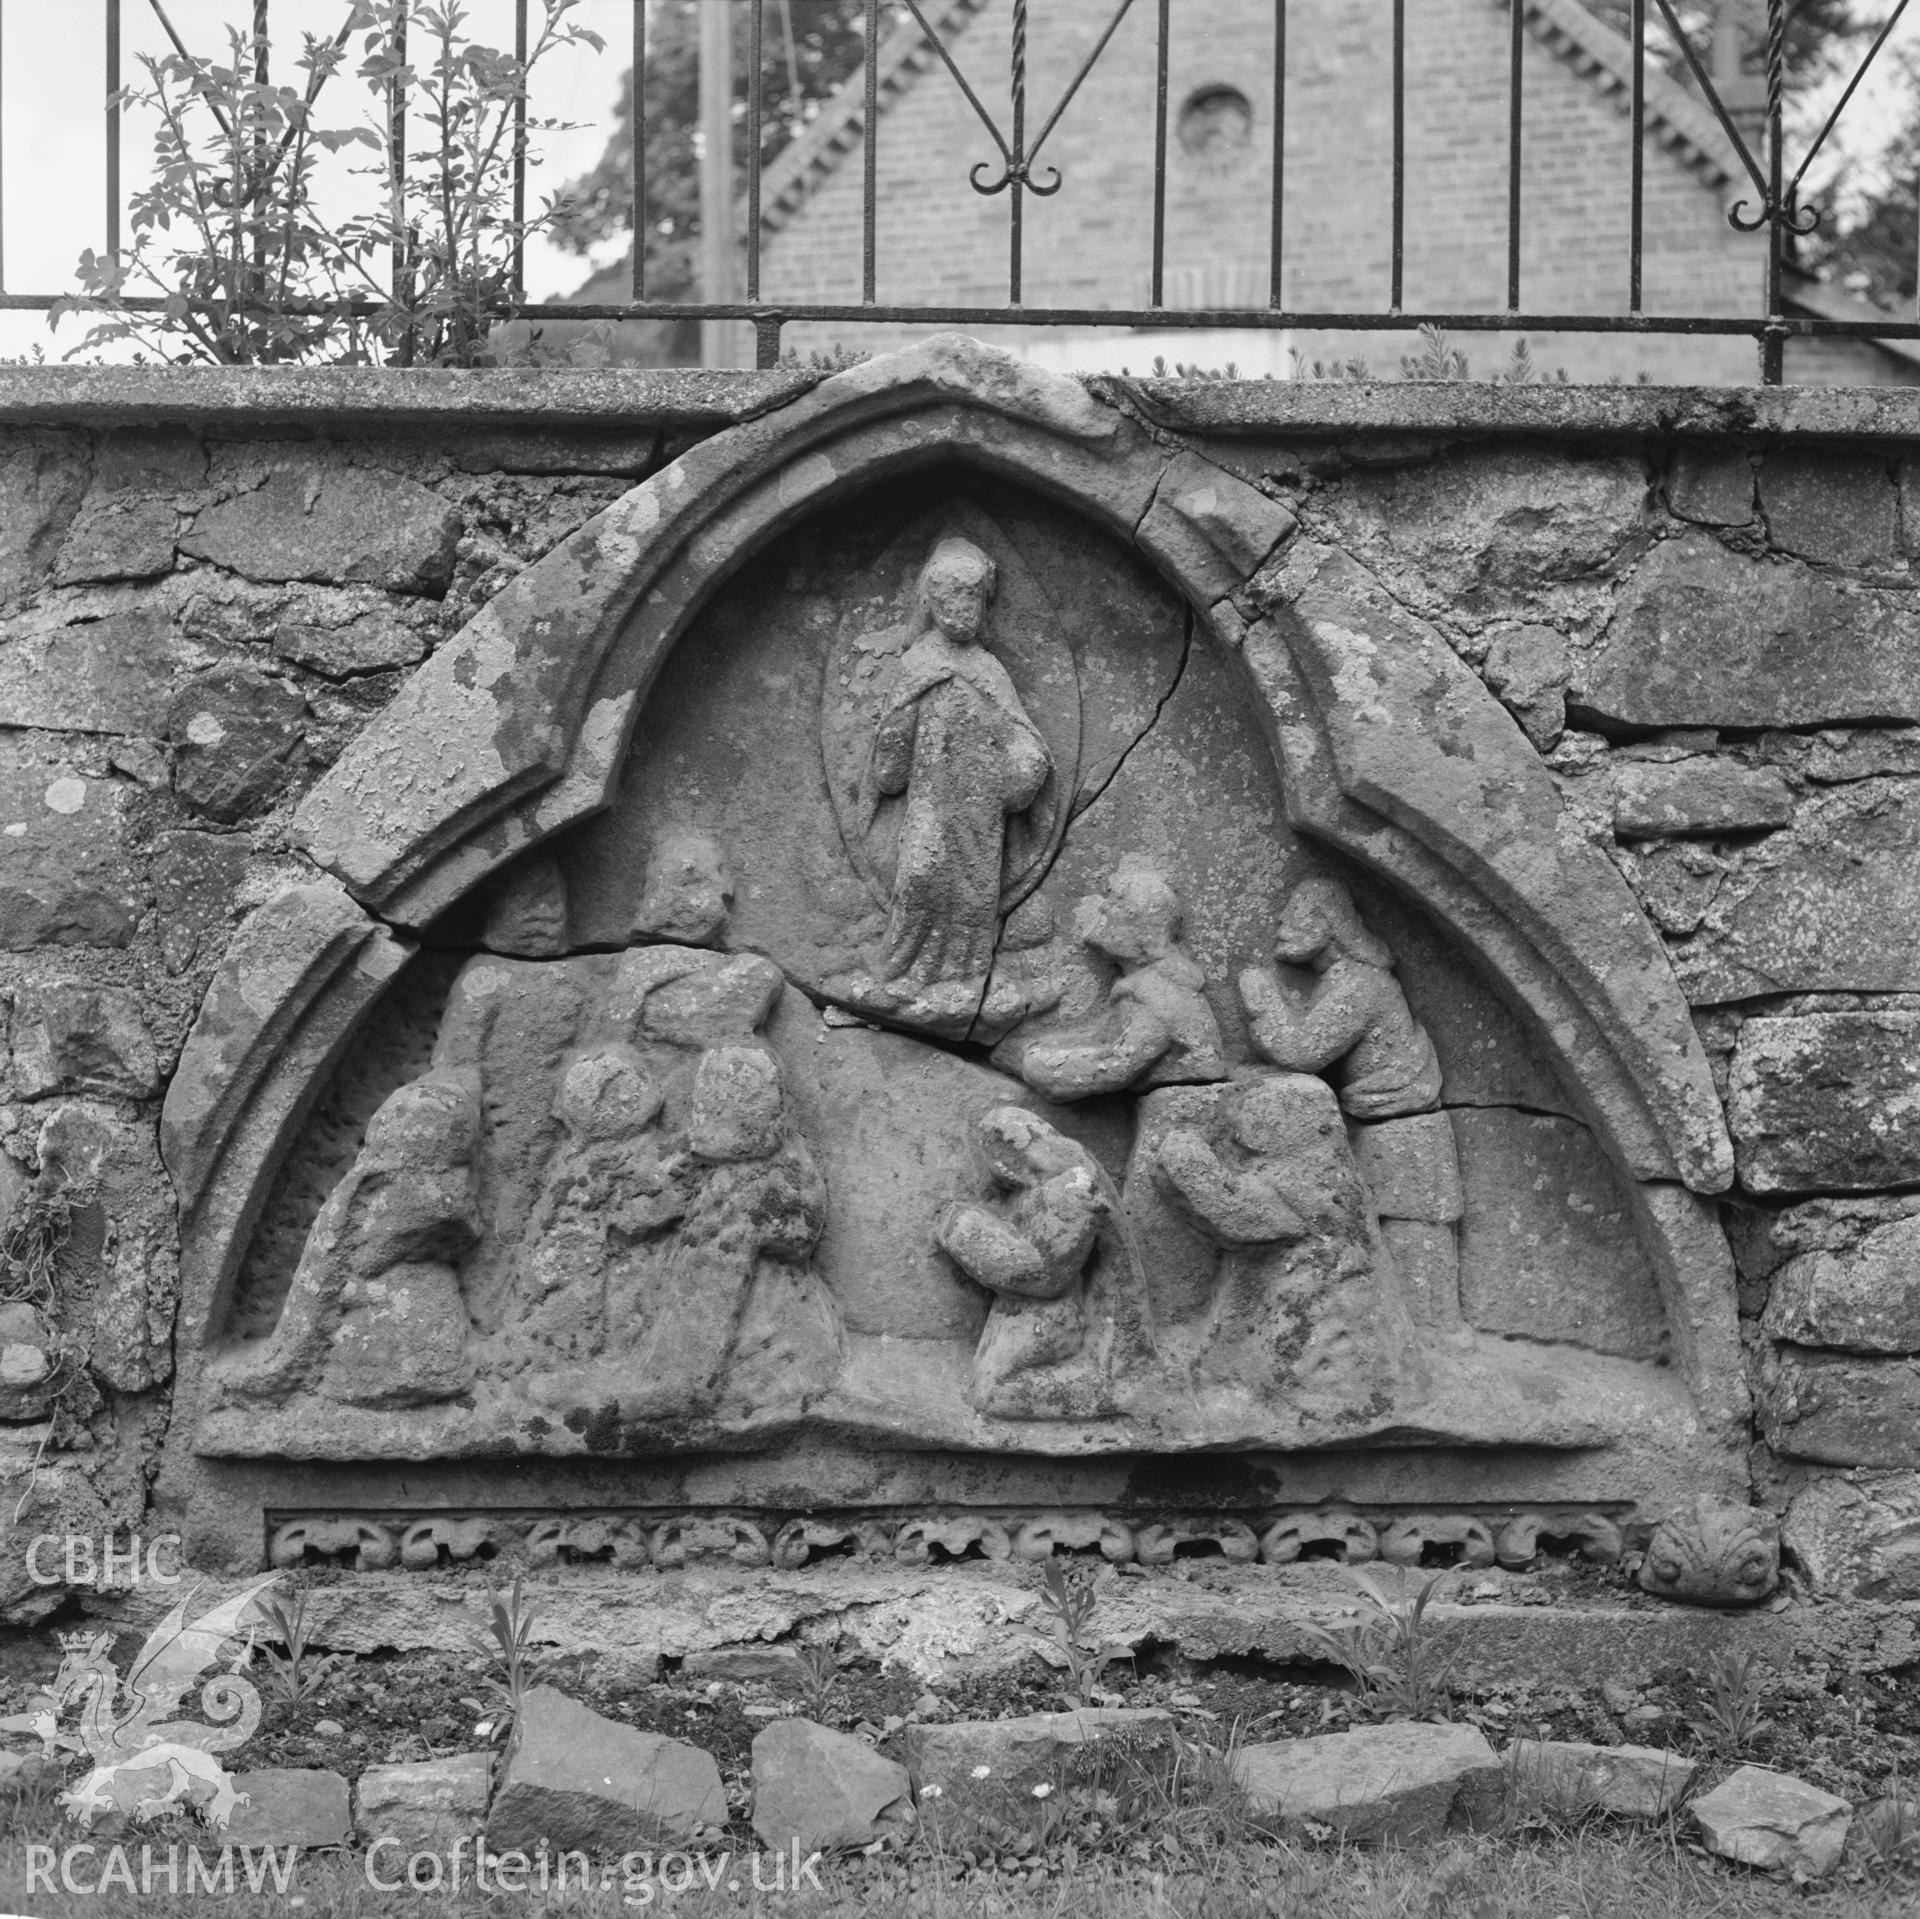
1229, 1072, 1344, 1161
977, 1105, 1091, 1189
1637, 1495, 1780, 1607
1273, 875, 1393, 972
690, 1046, 787, 1163
634, 827, 733, 946
361, 1072, 480, 1175
918, 536, 996, 647
1073, 855, 1183, 967
556, 1047, 664, 1143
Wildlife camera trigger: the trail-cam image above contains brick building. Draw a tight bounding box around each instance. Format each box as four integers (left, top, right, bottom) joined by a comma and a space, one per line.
736, 0, 1915, 384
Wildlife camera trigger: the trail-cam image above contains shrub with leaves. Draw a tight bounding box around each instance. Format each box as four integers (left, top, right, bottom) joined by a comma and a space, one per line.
794, 1641, 839, 1720
1035, 1560, 1118, 1709
54, 1, 606, 366
1688, 1647, 1772, 1755
1400, 324, 1472, 382
255, 1587, 353, 1705
1295, 1567, 1453, 1721
1500, 335, 1571, 385
0, 1169, 98, 1456
469, 1573, 543, 1724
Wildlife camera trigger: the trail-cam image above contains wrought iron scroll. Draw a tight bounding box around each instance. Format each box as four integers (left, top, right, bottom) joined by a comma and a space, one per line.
1645, 0, 1912, 382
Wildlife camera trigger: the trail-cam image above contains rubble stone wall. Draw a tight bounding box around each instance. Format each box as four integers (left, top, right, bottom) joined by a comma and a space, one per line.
1, 365, 1917, 1613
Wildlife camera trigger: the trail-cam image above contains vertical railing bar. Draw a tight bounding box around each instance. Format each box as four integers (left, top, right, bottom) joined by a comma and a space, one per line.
391, 3, 408, 344
106, 0, 122, 262
1761, 0, 1785, 382
249, 0, 269, 345
863, 0, 878, 303
748, 0, 763, 301
632, 0, 645, 301
1507, 0, 1523, 312
697, 0, 732, 364
1010, 0, 1026, 304
2, 1, 9, 295
1151, 0, 1169, 308
1630, 0, 1645, 312
1270, 0, 1285, 308
1390, 0, 1404, 311
512, 0, 528, 299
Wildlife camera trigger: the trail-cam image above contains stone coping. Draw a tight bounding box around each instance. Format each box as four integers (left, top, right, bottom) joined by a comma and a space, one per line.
4, 361, 1920, 441
0, 363, 823, 430
1100, 377, 1920, 442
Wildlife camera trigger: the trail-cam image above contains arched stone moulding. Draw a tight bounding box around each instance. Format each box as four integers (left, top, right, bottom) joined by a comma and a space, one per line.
161, 335, 1743, 1478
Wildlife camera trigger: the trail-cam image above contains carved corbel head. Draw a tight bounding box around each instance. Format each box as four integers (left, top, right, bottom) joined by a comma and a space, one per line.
1638, 1495, 1780, 1607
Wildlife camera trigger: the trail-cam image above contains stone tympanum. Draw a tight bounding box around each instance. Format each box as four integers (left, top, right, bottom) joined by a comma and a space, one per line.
164, 339, 1745, 1573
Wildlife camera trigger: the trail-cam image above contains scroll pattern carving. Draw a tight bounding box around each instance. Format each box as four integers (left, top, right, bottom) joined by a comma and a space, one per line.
267, 1506, 1629, 1574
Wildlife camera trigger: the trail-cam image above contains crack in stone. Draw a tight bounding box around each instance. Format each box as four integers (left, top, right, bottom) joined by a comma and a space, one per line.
1441, 1097, 1582, 1125
960, 604, 1196, 1052
789, 970, 1006, 1072
1080, 373, 1208, 457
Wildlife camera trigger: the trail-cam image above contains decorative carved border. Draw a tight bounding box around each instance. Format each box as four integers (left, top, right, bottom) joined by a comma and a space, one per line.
267, 1506, 1628, 1575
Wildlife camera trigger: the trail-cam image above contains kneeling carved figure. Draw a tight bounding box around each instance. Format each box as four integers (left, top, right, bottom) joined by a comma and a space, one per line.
937, 1106, 1152, 1420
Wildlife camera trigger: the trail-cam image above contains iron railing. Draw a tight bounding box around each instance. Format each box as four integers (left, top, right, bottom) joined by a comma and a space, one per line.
0, 0, 1914, 379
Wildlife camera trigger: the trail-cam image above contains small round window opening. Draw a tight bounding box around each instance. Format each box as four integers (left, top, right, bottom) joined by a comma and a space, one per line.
1177, 84, 1254, 167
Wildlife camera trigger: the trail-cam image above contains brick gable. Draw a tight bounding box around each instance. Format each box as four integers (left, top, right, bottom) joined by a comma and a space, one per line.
753, 0, 1909, 384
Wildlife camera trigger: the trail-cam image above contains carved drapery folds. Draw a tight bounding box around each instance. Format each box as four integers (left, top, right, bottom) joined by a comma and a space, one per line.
163, 338, 1747, 1550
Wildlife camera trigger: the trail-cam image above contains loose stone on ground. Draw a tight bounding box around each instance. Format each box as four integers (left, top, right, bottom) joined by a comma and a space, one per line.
221, 1768, 353, 1847
1503, 1739, 1696, 1819
1231, 1723, 1505, 1845
353, 1751, 493, 1854
485, 1687, 726, 1855
750, 1718, 912, 1854
1690, 1765, 1852, 1878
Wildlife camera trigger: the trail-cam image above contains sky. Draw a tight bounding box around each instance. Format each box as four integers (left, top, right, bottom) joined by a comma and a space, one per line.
0, 0, 1913, 365
0, 0, 626, 361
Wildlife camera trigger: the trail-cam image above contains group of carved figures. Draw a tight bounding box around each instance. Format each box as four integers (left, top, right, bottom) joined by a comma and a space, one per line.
217, 866, 1453, 1434
221, 947, 839, 1425
935, 863, 1463, 1421
216, 532, 1465, 1435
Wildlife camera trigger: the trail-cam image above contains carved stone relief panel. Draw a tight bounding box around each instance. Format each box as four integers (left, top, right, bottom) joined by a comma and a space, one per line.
192, 469, 1711, 1492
